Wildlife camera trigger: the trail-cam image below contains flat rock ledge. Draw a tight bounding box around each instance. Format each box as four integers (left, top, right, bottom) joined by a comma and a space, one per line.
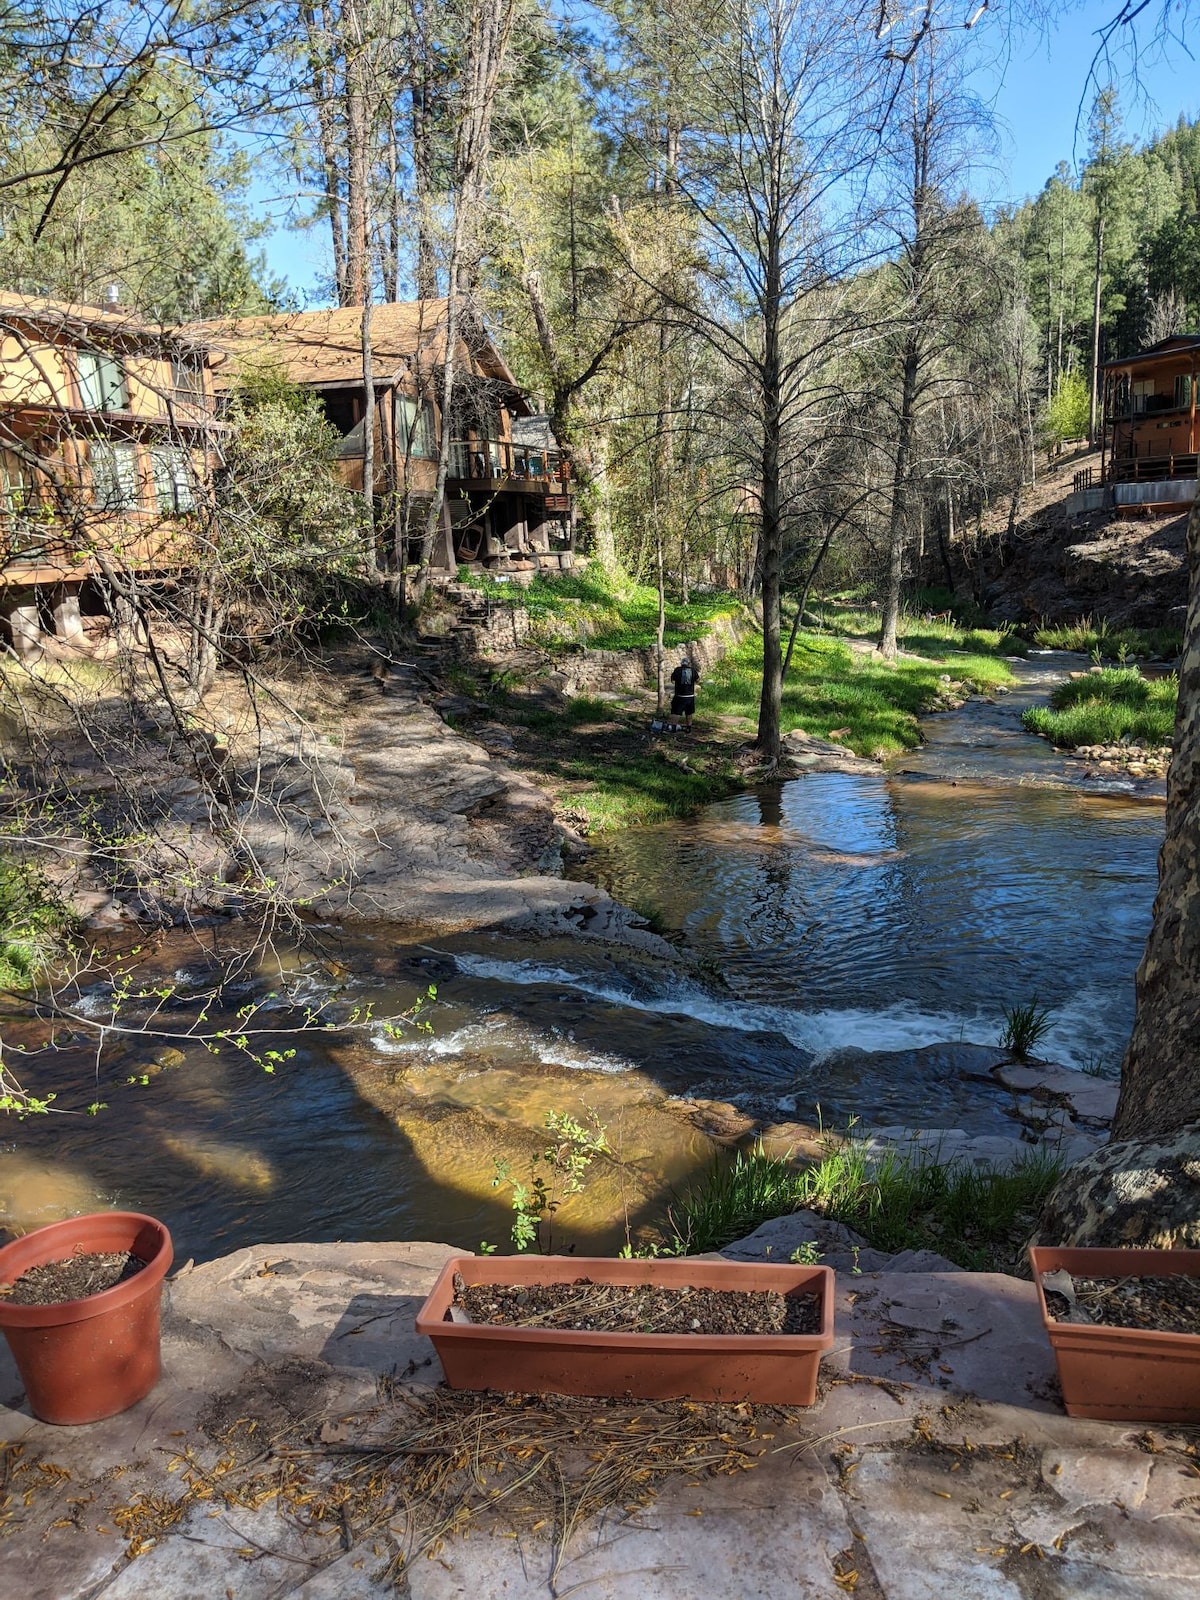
3, 1240, 1198, 1600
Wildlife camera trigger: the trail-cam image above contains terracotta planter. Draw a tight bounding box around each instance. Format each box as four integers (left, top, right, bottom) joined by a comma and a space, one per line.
0, 1212, 173, 1425
416, 1254, 835, 1404
1030, 1245, 1200, 1423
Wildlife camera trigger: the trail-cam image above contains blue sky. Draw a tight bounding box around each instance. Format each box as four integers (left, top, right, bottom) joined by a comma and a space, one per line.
978, 3, 1197, 209
253, 2, 1198, 306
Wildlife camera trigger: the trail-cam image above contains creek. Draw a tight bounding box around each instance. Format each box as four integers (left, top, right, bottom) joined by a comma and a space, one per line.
0, 653, 1166, 1262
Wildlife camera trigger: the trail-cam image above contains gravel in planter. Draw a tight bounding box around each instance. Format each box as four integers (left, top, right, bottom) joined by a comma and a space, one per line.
1044, 1273, 1200, 1334
0, 1250, 147, 1307
453, 1276, 821, 1336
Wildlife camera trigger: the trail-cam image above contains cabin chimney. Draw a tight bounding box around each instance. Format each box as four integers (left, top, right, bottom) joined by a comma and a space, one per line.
103, 283, 120, 309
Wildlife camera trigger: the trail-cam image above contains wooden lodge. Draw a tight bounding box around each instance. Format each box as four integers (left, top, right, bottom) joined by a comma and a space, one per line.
0, 289, 218, 652
1099, 334, 1200, 509
193, 299, 575, 577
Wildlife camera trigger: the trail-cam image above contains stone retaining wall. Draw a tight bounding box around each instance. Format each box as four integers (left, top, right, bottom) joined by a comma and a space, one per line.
545, 608, 757, 697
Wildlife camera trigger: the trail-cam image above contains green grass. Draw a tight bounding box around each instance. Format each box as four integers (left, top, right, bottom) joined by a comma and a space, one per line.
459, 569, 741, 653
1022, 667, 1177, 749
1031, 615, 1184, 660
664, 1139, 1064, 1272
999, 997, 1054, 1060
0, 860, 74, 989
804, 596, 1030, 661
448, 578, 1021, 824
705, 630, 1015, 757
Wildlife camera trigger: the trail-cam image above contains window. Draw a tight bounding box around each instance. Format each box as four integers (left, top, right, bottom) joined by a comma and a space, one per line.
169, 356, 206, 415
77, 350, 129, 411
90, 441, 140, 510
396, 396, 436, 458
1, 452, 36, 516
170, 355, 205, 400
150, 445, 195, 513
1175, 374, 1194, 411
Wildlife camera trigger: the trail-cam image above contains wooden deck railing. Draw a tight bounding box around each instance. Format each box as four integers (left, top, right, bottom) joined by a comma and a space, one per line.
448, 439, 565, 485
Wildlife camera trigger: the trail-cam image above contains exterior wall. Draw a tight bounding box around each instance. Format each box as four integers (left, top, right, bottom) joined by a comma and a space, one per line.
0, 311, 217, 591
1113, 479, 1197, 508
1105, 346, 1200, 482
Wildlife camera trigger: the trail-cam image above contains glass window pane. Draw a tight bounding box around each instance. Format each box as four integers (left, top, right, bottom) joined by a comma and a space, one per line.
101, 356, 129, 410
79, 353, 128, 411
151, 446, 195, 512
78, 352, 103, 409
92, 441, 139, 510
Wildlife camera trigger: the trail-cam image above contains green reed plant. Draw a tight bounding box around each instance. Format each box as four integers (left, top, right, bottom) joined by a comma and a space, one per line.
1022, 667, 1176, 749
999, 997, 1054, 1060
663, 1138, 1063, 1271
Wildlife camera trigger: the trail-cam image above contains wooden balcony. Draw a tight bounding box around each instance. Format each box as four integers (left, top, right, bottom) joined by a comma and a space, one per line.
447, 438, 567, 495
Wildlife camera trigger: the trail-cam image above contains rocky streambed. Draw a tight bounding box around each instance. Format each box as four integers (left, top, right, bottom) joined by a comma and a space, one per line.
1, 642, 1162, 1264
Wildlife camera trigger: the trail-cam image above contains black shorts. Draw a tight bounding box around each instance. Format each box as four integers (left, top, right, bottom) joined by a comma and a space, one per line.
671, 693, 696, 716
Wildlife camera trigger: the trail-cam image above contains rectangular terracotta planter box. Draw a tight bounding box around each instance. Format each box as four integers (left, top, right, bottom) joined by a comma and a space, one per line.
416, 1254, 835, 1405
1030, 1245, 1200, 1423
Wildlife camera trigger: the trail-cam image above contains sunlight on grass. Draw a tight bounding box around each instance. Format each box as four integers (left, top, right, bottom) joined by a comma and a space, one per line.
1022, 667, 1177, 748
665, 1138, 1063, 1271
705, 630, 1015, 756
1032, 615, 1184, 660
461, 569, 741, 653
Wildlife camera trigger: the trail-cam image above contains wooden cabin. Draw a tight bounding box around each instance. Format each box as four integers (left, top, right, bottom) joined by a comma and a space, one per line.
193, 300, 574, 576
0, 289, 218, 653
1101, 335, 1200, 494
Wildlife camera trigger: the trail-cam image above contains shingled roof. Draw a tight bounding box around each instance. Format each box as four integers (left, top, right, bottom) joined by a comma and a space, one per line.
0, 288, 205, 351
188, 299, 526, 404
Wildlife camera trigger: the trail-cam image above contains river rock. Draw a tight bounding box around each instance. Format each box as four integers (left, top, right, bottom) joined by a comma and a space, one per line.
992, 1060, 1120, 1126
720, 1209, 957, 1273
1032, 1123, 1200, 1248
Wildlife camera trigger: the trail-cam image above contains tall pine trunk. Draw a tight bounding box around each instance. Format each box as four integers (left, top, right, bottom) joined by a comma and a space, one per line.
1111, 493, 1200, 1139
880, 344, 919, 660
1088, 210, 1105, 444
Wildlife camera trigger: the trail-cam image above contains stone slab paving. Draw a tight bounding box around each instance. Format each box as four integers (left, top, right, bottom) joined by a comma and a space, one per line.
2, 1242, 1199, 1599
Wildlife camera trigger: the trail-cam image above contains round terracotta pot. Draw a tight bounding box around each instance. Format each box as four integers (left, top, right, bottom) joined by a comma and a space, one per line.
0, 1211, 173, 1425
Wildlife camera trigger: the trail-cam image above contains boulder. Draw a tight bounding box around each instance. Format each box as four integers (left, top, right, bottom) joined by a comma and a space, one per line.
1033, 1122, 1200, 1248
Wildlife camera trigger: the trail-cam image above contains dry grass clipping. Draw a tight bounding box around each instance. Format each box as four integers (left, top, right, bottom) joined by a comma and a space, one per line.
174, 1385, 769, 1590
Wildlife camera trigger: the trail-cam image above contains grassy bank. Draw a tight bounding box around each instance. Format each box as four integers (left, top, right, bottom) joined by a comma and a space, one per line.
1022, 667, 1177, 749
664, 1140, 1062, 1272
1031, 615, 1184, 660
704, 622, 1015, 758
448, 583, 1020, 830
0, 860, 74, 989
459, 568, 742, 653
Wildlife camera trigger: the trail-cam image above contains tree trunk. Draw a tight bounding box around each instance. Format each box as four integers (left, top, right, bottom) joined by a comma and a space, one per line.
361, 286, 376, 569
655, 525, 666, 715
343, 0, 370, 307
1088, 209, 1105, 445
303, 3, 347, 300
755, 217, 783, 759
1111, 494, 1200, 1140
881, 344, 919, 660
409, 0, 438, 299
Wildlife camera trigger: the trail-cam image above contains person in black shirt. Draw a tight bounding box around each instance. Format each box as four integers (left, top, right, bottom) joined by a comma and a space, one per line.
669, 654, 699, 731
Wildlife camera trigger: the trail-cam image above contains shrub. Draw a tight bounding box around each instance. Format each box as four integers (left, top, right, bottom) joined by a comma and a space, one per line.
1043, 371, 1090, 445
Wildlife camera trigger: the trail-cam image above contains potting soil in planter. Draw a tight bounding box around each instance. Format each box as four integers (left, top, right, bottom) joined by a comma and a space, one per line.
1045, 1273, 1200, 1334
0, 1249, 147, 1307
452, 1275, 822, 1336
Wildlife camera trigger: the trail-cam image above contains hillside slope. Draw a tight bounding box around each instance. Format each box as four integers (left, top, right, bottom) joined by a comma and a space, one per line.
982, 448, 1189, 633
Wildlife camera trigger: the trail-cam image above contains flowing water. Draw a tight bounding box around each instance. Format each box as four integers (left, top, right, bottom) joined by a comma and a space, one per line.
0, 653, 1167, 1261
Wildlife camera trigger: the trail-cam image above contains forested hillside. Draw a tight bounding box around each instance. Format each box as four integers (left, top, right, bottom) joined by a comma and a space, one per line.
1, 2, 1196, 737
999, 98, 1200, 431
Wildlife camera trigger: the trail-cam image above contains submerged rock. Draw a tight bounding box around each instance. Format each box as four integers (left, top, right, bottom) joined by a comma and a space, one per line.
1033, 1123, 1200, 1248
